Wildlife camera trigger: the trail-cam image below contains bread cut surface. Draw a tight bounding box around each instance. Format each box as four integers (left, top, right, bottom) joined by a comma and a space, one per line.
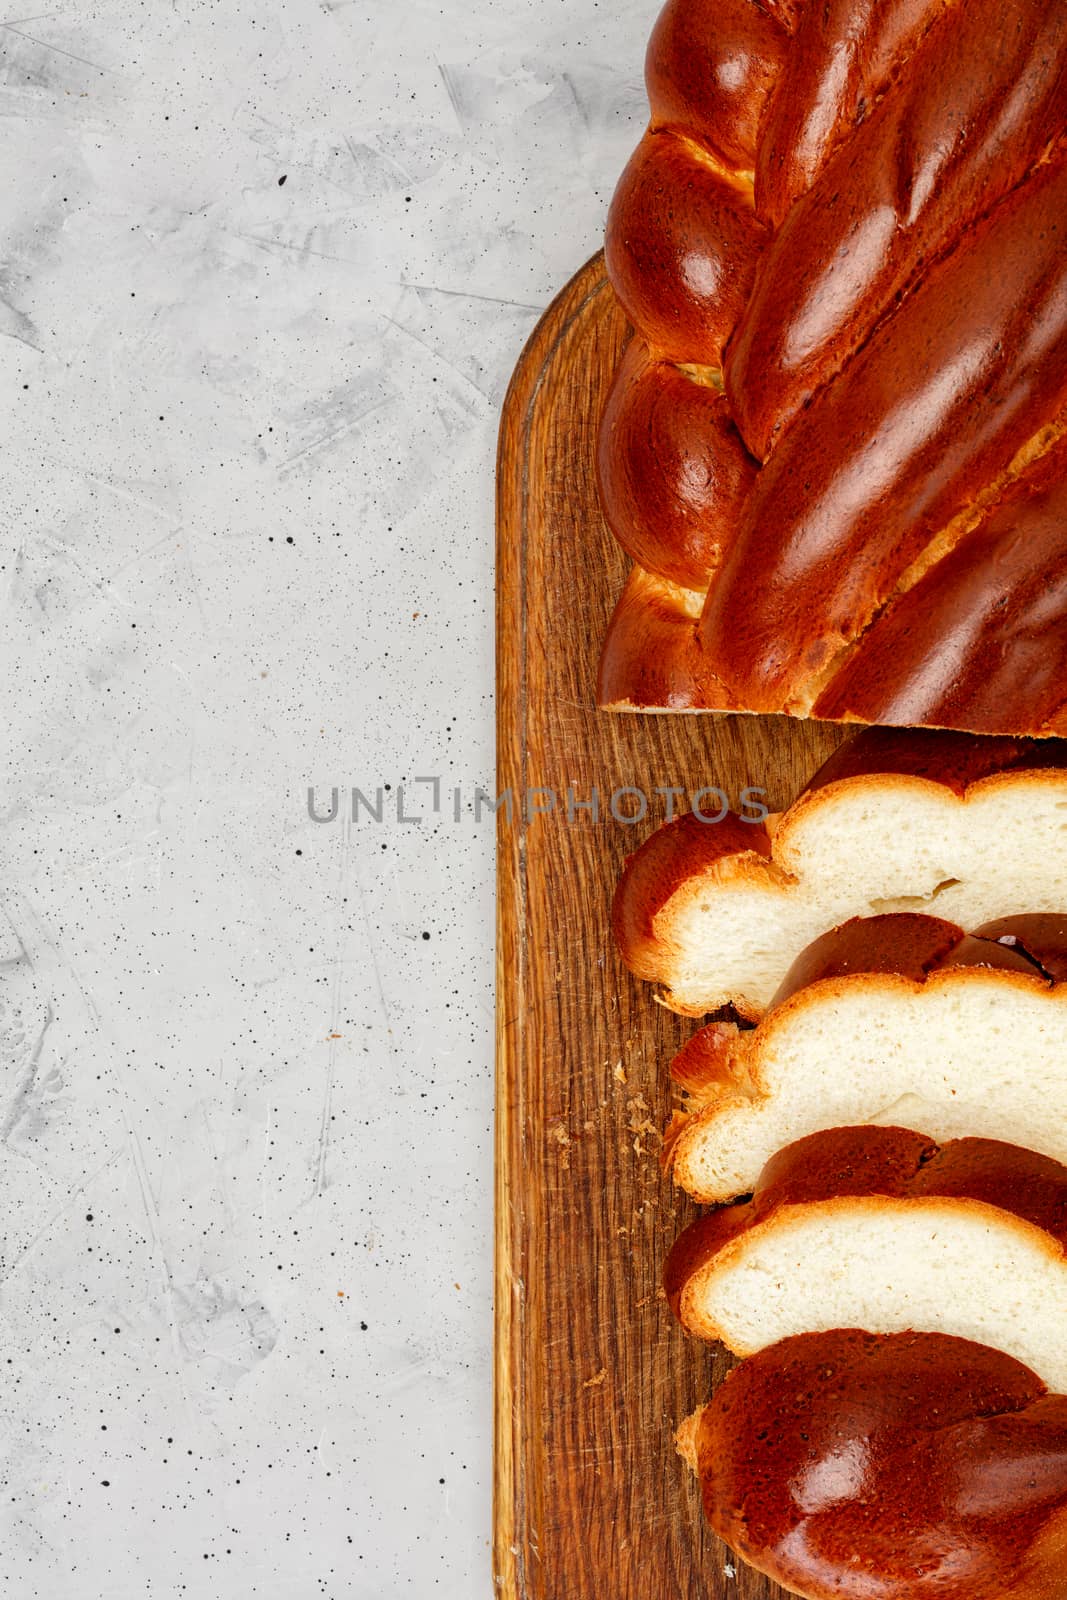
684, 1329, 1067, 1600
665, 1126, 1067, 1391
614, 726, 1067, 1015
668, 912, 1067, 1201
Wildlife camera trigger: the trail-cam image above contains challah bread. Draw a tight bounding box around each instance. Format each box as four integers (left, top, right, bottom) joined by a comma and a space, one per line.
699, 148, 1067, 712
614, 726, 1067, 1016
598, 0, 1067, 736
680, 1330, 1067, 1600
726, 0, 1067, 457
666, 912, 1067, 1202
665, 1126, 1067, 1390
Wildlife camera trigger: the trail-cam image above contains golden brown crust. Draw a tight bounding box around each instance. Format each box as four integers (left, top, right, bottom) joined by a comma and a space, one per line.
768, 910, 1065, 1008
971, 915, 1067, 985
646, 0, 788, 171
596, 342, 755, 591
598, 0, 1067, 736
699, 150, 1067, 708
664, 1126, 1067, 1328
729, 0, 1067, 456
605, 130, 766, 367
691, 1330, 1067, 1600
596, 566, 727, 712
800, 725, 1067, 798
813, 440, 1067, 734
669, 1018, 746, 1098
769, 911, 971, 1003
753, 0, 952, 226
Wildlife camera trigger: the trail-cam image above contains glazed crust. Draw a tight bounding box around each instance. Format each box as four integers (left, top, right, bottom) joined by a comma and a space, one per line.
596, 341, 755, 591
728, 0, 1067, 457
645, 0, 789, 171
800, 725, 1067, 798
814, 441, 1067, 734
663, 1126, 1067, 1329
598, 0, 1067, 735
689, 1330, 1067, 1600
604, 130, 766, 368
768, 911, 1004, 1001
699, 149, 1067, 707
669, 1018, 749, 1101
768, 910, 1067, 1008
596, 566, 727, 712
753, 0, 949, 226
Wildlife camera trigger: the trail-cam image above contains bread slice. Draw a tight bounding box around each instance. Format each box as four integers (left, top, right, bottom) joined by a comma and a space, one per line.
666, 911, 1067, 1202
665, 1126, 1067, 1391
681, 1329, 1067, 1600
614, 726, 1067, 1016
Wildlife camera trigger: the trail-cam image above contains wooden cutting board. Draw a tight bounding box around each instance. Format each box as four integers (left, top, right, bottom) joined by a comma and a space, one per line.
494, 251, 851, 1600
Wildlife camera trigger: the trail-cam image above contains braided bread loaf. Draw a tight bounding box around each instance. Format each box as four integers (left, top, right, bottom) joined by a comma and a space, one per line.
598, 0, 1067, 735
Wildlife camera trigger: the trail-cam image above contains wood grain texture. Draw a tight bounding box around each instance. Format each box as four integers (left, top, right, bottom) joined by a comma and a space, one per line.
494, 251, 850, 1600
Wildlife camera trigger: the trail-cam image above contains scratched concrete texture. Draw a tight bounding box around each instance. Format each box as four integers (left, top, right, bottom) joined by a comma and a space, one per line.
0, 0, 655, 1594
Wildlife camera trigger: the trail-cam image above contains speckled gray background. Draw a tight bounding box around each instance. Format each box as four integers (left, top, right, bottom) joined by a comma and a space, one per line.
0, 0, 654, 1594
